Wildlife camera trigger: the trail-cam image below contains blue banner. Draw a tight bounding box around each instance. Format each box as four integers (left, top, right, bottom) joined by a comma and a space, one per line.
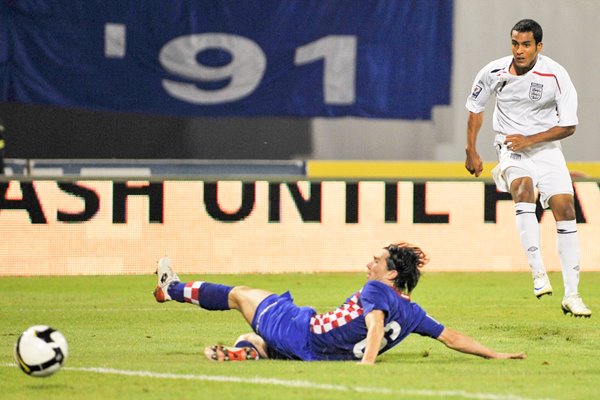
0, 1, 453, 119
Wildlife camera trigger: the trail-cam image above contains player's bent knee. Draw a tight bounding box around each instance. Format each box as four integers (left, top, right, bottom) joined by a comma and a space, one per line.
235, 333, 268, 358
229, 285, 257, 300
228, 286, 249, 306
510, 178, 535, 203
236, 333, 261, 343
514, 185, 535, 202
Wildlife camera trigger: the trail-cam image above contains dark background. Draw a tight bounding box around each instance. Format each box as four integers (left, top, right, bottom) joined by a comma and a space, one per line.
0, 102, 312, 160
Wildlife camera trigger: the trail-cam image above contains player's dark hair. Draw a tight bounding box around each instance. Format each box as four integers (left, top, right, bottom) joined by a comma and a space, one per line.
511, 19, 543, 44
385, 242, 429, 294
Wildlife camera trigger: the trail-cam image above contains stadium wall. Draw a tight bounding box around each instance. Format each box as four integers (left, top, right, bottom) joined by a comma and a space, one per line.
2, 176, 599, 276
312, 0, 600, 162
1, 0, 599, 162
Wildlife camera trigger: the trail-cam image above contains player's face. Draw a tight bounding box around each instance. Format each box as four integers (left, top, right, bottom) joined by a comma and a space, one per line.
511, 30, 542, 71
366, 249, 395, 283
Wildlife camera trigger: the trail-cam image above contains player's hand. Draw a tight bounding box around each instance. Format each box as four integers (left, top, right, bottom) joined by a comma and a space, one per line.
465, 150, 483, 177
492, 352, 527, 360
358, 360, 376, 365
504, 134, 532, 152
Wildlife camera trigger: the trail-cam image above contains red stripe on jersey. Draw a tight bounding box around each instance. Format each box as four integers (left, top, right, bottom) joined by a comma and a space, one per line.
393, 287, 411, 301
533, 71, 561, 93
184, 282, 193, 303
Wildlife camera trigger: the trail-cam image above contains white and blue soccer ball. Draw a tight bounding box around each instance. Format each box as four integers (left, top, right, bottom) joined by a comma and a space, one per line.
14, 325, 68, 377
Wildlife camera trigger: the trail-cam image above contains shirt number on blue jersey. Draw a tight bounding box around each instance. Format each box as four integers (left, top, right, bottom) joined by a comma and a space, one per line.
353, 321, 401, 358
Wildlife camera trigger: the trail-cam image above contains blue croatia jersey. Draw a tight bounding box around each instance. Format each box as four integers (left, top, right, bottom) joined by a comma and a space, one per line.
251, 280, 444, 361
308, 280, 444, 360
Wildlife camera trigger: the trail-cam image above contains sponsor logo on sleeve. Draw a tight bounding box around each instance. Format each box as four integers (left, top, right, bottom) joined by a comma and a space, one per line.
471, 85, 483, 98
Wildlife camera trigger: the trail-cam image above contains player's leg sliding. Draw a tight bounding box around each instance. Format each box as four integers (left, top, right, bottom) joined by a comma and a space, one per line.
153, 256, 233, 310
515, 202, 553, 299
556, 220, 591, 318
204, 345, 260, 362
154, 259, 265, 359
154, 256, 179, 302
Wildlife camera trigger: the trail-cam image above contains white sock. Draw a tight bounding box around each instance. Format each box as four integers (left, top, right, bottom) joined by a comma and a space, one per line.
515, 202, 546, 277
556, 220, 580, 298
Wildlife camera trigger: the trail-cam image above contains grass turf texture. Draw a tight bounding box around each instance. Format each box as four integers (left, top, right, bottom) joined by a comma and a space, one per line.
1, 272, 598, 400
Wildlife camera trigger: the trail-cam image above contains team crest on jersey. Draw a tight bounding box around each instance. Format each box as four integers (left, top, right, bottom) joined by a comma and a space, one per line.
529, 82, 543, 101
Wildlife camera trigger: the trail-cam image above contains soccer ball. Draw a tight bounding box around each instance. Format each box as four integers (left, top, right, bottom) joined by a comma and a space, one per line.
14, 325, 68, 377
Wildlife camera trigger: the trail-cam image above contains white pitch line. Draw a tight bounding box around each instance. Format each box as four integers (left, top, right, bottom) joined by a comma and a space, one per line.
1, 363, 553, 400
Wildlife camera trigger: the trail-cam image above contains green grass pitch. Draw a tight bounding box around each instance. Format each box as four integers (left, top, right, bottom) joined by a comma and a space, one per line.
1, 271, 599, 400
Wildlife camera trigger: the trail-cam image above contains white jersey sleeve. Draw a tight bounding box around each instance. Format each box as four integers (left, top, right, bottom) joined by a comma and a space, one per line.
554, 64, 578, 127
465, 56, 512, 114
465, 67, 490, 114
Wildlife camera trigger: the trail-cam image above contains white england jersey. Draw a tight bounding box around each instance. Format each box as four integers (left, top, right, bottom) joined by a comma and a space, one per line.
466, 54, 578, 136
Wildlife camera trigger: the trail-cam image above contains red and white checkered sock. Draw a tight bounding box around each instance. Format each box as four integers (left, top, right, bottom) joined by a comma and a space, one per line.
183, 281, 203, 305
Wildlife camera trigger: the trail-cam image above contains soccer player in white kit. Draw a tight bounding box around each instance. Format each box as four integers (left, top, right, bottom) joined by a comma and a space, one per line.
464, 19, 591, 317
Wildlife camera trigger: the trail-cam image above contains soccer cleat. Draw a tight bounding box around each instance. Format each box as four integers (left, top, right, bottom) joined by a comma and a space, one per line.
561, 295, 592, 318
532, 273, 553, 299
204, 345, 260, 362
153, 256, 180, 303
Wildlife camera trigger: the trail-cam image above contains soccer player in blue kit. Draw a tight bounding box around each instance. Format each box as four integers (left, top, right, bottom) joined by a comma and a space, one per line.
153, 243, 526, 364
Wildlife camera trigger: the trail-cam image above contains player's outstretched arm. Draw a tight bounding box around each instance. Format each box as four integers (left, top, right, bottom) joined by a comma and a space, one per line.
437, 327, 526, 360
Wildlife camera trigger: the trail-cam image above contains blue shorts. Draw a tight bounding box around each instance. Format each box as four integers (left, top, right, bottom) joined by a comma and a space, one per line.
251, 292, 317, 360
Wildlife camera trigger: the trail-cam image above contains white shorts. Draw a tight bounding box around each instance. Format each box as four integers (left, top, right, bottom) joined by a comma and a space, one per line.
491, 133, 573, 209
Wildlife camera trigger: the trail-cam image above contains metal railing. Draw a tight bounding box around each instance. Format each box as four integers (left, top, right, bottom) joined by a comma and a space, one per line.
1, 158, 307, 180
